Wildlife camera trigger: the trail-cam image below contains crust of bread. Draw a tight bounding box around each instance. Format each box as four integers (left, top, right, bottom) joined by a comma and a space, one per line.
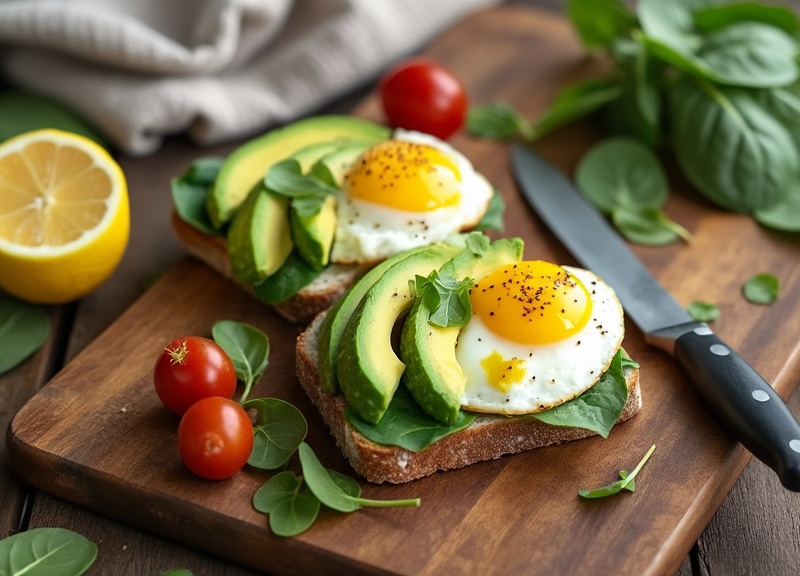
172, 212, 367, 323
296, 311, 643, 484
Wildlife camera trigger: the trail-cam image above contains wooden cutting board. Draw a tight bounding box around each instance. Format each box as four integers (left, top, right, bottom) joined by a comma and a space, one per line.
8, 6, 800, 575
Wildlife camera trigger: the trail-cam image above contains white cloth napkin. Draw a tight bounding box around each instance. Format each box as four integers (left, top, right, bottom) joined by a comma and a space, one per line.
0, 0, 498, 156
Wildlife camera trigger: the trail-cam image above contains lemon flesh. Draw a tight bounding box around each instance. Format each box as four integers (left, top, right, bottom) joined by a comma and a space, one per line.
0, 129, 129, 304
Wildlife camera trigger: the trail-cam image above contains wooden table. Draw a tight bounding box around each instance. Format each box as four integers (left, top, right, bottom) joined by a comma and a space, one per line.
3, 1, 800, 574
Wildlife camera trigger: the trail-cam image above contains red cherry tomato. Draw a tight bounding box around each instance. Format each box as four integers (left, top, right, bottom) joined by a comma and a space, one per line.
379, 58, 468, 140
177, 396, 254, 480
153, 336, 236, 415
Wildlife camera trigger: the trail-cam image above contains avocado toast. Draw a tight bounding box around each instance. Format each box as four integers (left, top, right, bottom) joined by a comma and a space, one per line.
296, 235, 642, 484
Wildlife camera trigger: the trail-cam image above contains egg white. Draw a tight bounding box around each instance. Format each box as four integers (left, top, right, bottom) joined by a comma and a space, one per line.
456, 266, 625, 415
329, 130, 493, 264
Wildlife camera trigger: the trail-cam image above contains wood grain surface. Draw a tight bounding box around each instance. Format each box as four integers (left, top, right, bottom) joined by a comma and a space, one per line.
5, 4, 800, 575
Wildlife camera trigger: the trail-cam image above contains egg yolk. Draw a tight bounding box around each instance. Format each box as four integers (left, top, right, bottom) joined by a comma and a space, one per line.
344, 140, 461, 212
480, 350, 526, 392
470, 261, 593, 345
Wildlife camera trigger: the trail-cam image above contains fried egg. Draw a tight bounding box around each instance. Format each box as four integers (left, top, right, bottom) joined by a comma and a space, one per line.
455, 261, 625, 415
330, 130, 493, 264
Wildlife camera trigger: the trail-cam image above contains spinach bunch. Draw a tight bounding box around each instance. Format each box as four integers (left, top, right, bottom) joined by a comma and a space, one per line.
468, 0, 800, 233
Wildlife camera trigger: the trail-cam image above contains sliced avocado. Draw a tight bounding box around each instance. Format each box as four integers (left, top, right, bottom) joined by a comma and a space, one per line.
291, 141, 346, 173
290, 194, 336, 270
226, 182, 293, 285
335, 242, 465, 424
207, 115, 390, 228
311, 141, 372, 187
400, 238, 524, 425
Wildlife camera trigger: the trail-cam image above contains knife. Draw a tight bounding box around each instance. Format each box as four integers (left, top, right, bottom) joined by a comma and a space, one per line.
511, 144, 800, 492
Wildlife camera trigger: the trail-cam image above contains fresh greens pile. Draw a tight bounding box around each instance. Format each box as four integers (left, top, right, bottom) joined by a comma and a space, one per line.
468, 0, 800, 235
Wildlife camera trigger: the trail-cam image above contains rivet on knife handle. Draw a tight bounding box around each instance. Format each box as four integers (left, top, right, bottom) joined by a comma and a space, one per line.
652, 322, 800, 492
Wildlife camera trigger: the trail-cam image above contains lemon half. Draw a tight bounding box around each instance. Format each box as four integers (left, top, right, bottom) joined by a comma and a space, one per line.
0, 129, 129, 304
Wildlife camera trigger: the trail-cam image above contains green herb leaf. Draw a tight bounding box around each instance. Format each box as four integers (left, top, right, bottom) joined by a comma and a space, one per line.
473, 188, 506, 232
466, 102, 533, 140
244, 397, 308, 470
253, 471, 321, 537
170, 157, 224, 235
253, 250, 322, 305
575, 138, 669, 214
742, 273, 780, 304
265, 159, 339, 199
687, 300, 720, 322
0, 527, 97, 576
298, 442, 420, 510
211, 320, 269, 404
0, 91, 107, 146
693, 2, 799, 36
567, 0, 637, 51
533, 349, 629, 439
579, 444, 655, 498
0, 292, 50, 376
345, 385, 476, 451
416, 270, 473, 329
754, 177, 800, 232
464, 232, 491, 255
669, 75, 796, 212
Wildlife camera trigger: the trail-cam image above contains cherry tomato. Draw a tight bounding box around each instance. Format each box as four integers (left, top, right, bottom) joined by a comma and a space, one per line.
379, 58, 468, 140
177, 396, 254, 480
153, 336, 236, 415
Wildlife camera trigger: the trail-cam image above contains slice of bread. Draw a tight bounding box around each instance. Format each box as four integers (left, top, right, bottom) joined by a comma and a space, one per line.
172, 212, 368, 324
296, 311, 643, 484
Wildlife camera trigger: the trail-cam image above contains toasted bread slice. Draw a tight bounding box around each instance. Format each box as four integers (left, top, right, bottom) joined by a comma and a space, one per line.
296, 311, 643, 484
172, 212, 368, 323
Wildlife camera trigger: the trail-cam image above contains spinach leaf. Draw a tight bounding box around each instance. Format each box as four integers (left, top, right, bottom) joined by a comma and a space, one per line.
0, 292, 50, 376
473, 187, 506, 232
567, 0, 636, 51
612, 207, 691, 246
637, 0, 707, 55
754, 178, 800, 232
416, 270, 473, 328
253, 471, 321, 537
253, 250, 322, 305
579, 444, 655, 498
669, 75, 797, 212
687, 300, 720, 322
211, 320, 269, 403
345, 385, 476, 451
0, 527, 97, 576
170, 157, 224, 235
693, 2, 799, 36
742, 273, 780, 304
533, 350, 629, 439
244, 397, 307, 470
264, 159, 338, 217
466, 102, 534, 141
298, 442, 420, 511
0, 91, 107, 146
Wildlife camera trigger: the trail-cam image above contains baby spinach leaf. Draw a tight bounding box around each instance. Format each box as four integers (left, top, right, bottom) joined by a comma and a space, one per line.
253, 250, 322, 305
244, 398, 307, 470
417, 270, 473, 328
0, 91, 107, 146
742, 273, 780, 304
345, 385, 476, 451
466, 102, 534, 141
253, 471, 321, 537
171, 157, 224, 235
754, 179, 800, 232
687, 300, 720, 322
0, 292, 50, 376
211, 320, 269, 403
612, 207, 691, 246
533, 350, 628, 439
575, 138, 669, 214
473, 188, 506, 232
669, 75, 797, 212
464, 231, 491, 255
265, 159, 339, 199
579, 444, 655, 498
637, 0, 706, 55
693, 2, 799, 36
298, 442, 420, 511
567, 0, 636, 51
0, 527, 97, 576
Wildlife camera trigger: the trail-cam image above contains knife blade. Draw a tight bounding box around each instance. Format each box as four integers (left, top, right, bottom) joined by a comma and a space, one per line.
511, 144, 800, 491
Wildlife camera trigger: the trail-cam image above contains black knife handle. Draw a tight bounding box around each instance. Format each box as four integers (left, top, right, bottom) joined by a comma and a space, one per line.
672, 325, 800, 491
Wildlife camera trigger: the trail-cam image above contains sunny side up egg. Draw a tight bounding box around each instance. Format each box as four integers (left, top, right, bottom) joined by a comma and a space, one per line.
455, 261, 625, 415
329, 130, 493, 264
